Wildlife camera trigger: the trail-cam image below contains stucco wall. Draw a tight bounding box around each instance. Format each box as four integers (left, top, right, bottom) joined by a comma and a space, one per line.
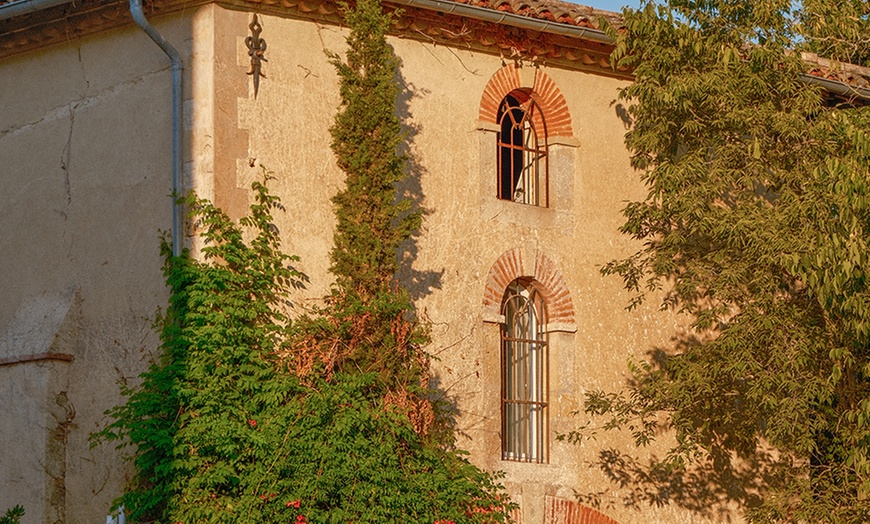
0, 13, 194, 523
209, 7, 731, 523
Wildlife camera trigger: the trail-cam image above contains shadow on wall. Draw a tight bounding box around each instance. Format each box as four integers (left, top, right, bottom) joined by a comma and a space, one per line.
426, 364, 493, 448
574, 338, 790, 523
393, 59, 444, 301
612, 100, 633, 130
576, 444, 784, 523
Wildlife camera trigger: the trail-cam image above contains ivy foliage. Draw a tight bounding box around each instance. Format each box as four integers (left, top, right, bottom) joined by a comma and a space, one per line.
328, 0, 420, 302
583, 0, 870, 522
96, 0, 511, 522
282, 0, 431, 398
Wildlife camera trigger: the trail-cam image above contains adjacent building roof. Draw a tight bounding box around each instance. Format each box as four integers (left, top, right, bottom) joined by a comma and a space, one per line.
804, 53, 870, 86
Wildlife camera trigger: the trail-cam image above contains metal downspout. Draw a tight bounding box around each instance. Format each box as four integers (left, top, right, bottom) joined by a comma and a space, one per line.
129, 0, 184, 257
799, 73, 870, 103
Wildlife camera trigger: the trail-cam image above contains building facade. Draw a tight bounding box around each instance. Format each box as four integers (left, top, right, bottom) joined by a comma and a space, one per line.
0, 0, 711, 522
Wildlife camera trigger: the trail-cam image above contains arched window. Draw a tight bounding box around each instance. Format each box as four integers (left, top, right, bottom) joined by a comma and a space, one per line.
501, 279, 548, 463
497, 91, 548, 207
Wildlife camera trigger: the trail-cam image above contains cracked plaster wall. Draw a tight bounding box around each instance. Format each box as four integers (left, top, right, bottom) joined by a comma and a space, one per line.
0, 13, 195, 523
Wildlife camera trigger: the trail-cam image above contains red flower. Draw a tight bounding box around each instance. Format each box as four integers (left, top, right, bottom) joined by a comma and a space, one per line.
248, 419, 257, 427
287, 499, 301, 508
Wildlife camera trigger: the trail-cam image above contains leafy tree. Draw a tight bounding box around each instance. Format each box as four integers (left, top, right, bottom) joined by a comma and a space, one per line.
800, 0, 870, 67
96, 183, 308, 522
99, 181, 508, 523
97, 0, 511, 521
581, 0, 870, 521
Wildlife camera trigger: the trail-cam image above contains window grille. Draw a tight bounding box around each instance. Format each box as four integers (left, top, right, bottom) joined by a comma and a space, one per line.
497, 92, 548, 207
501, 279, 548, 463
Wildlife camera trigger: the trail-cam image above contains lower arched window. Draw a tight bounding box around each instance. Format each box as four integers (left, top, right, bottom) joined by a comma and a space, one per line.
501, 279, 548, 463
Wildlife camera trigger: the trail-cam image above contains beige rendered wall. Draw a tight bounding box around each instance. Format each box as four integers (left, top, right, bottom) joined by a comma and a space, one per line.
211, 7, 732, 524
0, 13, 196, 523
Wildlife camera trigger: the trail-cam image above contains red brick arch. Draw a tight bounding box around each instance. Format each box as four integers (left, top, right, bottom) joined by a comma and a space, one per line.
479, 65, 574, 139
483, 248, 575, 325
545, 496, 619, 524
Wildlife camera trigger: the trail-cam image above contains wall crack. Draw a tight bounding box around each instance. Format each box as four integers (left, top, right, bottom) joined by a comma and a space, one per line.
60, 102, 76, 207
0, 67, 170, 140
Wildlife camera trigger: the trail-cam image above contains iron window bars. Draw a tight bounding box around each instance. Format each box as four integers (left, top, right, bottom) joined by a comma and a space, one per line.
501, 279, 549, 463
497, 92, 548, 207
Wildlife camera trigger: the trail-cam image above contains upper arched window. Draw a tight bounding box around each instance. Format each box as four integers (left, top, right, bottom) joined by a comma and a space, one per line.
497, 91, 548, 207
501, 279, 548, 463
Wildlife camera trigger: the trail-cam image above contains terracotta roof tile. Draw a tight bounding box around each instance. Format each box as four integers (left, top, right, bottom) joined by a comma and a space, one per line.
0, 0, 618, 26
451, 0, 622, 29
802, 52, 870, 89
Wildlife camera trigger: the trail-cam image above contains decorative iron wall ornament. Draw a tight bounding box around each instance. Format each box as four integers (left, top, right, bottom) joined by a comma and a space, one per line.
246, 14, 267, 98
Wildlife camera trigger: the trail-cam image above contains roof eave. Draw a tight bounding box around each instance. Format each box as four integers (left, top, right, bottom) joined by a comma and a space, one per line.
389, 0, 613, 44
